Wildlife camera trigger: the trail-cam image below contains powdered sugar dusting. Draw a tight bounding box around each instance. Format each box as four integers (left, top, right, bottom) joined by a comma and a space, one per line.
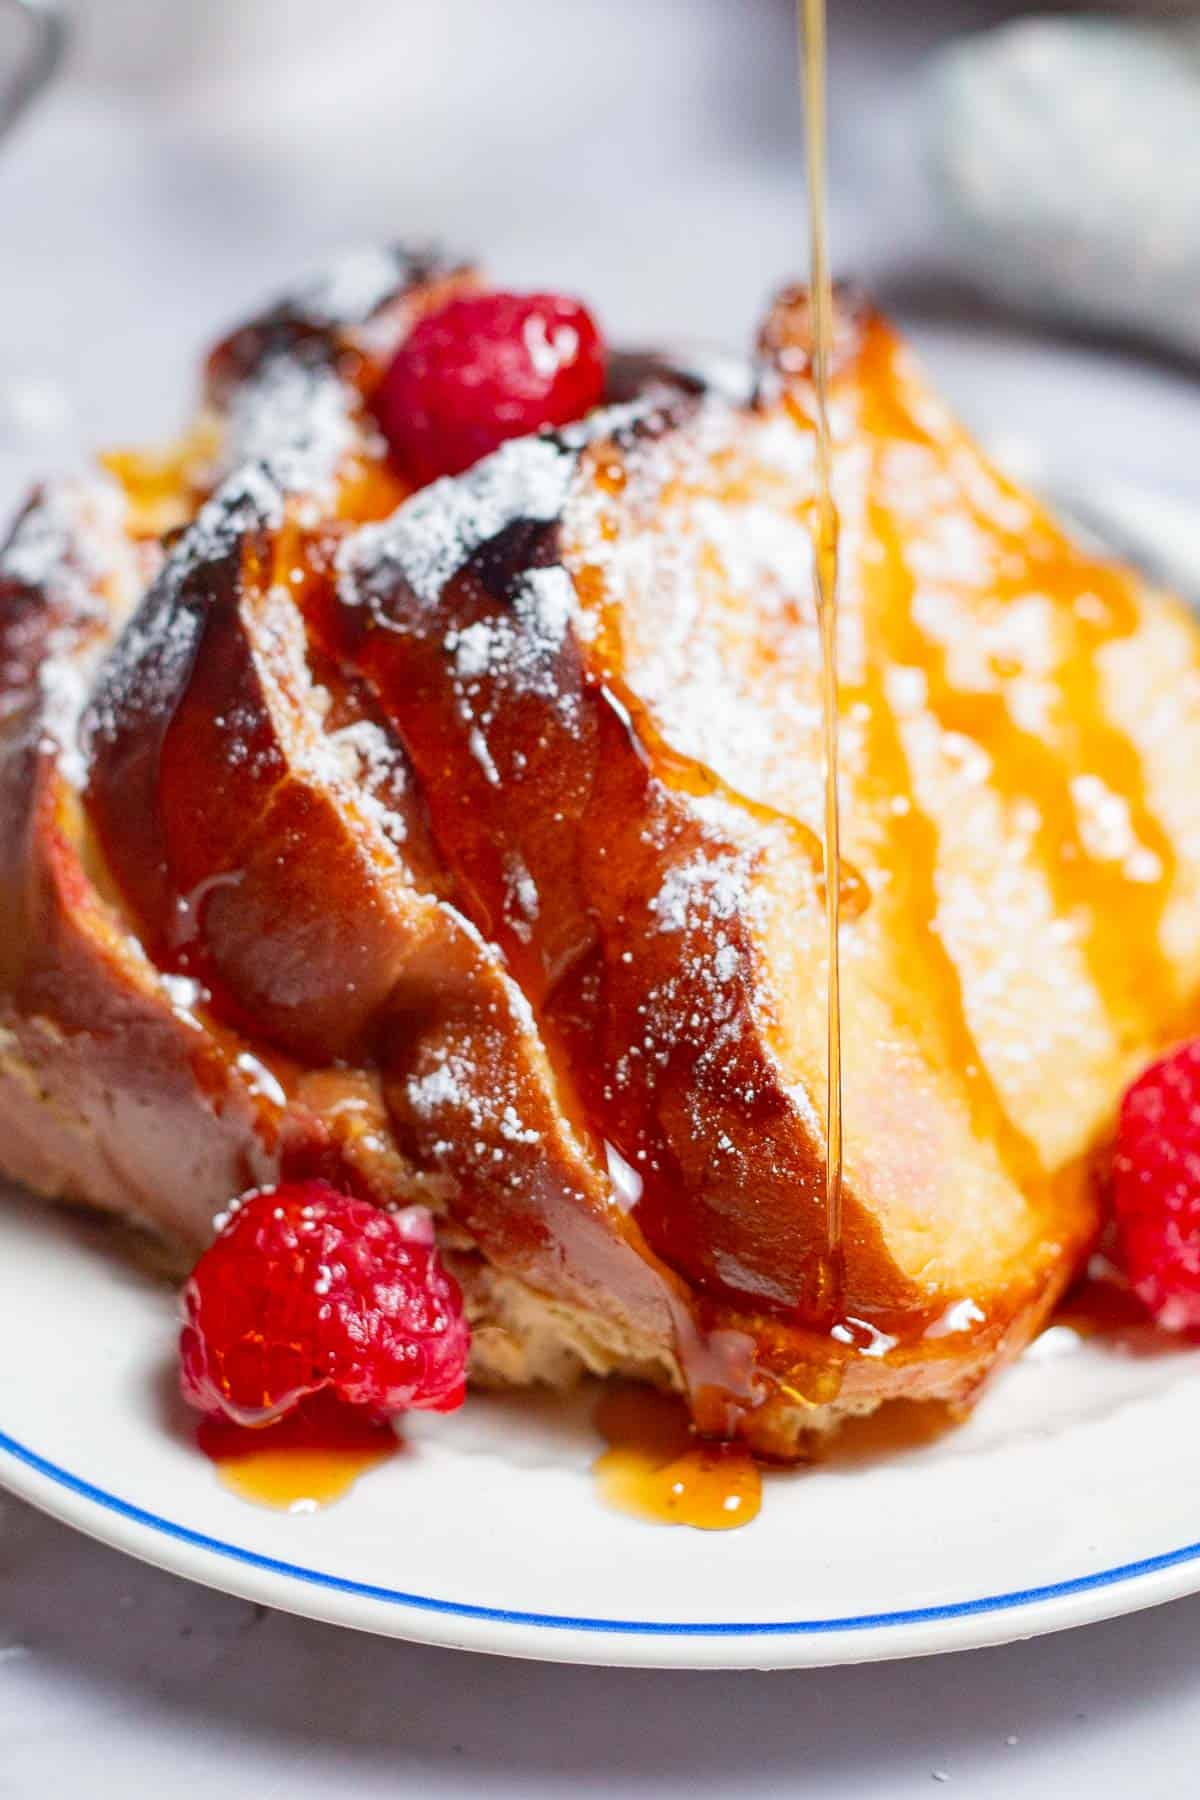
467, 724, 501, 786
1, 476, 139, 786
214, 245, 464, 503
442, 570, 581, 799
441, 565, 583, 777
233, 580, 419, 855
37, 657, 92, 787
614, 828, 762, 1097
405, 1030, 547, 1163
336, 437, 595, 802
336, 392, 697, 620
521, 564, 573, 646
649, 846, 748, 934
338, 434, 575, 612
336, 417, 701, 806
449, 569, 577, 696
324, 717, 411, 846
503, 851, 540, 942
85, 467, 284, 761
406, 1060, 463, 1116
171, 464, 285, 583
566, 390, 833, 835
290, 244, 444, 329
221, 358, 354, 498
1, 476, 126, 620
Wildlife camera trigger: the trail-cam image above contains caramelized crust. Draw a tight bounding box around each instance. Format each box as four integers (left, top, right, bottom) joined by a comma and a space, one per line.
0, 479, 291, 1237
5, 252, 1199, 1453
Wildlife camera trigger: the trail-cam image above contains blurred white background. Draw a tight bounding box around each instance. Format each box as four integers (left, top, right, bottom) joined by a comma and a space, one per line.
1, 0, 1196, 502
2, 3, 1200, 1796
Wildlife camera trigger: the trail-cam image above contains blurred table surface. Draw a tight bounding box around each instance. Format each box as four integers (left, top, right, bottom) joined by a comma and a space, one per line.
1, 2, 1197, 1795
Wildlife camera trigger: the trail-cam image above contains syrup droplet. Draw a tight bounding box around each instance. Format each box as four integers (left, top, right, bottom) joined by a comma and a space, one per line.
592, 1383, 762, 1530
197, 1391, 398, 1513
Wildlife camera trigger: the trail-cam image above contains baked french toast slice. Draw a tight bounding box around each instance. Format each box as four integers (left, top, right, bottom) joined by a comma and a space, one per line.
5, 249, 1200, 1454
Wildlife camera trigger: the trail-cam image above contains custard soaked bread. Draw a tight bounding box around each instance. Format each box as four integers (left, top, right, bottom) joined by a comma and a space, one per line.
4, 250, 1199, 1454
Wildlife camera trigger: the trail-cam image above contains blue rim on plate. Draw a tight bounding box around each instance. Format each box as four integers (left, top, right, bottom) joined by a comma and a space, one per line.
4, 1424, 1200, 1638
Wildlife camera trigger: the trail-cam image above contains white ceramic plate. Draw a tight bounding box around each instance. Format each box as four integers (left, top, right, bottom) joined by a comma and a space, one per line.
3, 479, 1200, 1672
5, 1183, 1200, 1672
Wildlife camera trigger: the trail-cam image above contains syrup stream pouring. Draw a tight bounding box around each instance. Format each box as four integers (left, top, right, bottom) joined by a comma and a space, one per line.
799, 0, 845, 1314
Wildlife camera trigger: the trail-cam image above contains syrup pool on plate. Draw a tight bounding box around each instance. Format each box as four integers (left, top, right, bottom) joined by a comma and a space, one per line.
592, 1383, 762, 1530
197, 1390, 399, 1513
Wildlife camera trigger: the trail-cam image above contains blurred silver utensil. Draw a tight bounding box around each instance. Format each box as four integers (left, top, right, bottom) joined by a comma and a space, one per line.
0, 0, 65, 145
926, 16, 1200, 361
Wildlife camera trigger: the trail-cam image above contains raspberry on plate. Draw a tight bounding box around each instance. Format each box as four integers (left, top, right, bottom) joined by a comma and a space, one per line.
180, 1181, 470, 1425
376, 290, 606, 483
1112, 1040, 1200, 1331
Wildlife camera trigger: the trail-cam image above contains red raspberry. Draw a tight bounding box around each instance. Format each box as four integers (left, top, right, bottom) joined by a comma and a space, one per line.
1112, 1040, 1200, 1330
376, 290, 606, 483
180, 1182, 469, 1425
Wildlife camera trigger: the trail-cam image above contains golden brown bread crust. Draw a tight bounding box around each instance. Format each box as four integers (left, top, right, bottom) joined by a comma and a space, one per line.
0, 479, 279, 1237
0, 479, 443, 1243
3, 250, 1197, 1453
